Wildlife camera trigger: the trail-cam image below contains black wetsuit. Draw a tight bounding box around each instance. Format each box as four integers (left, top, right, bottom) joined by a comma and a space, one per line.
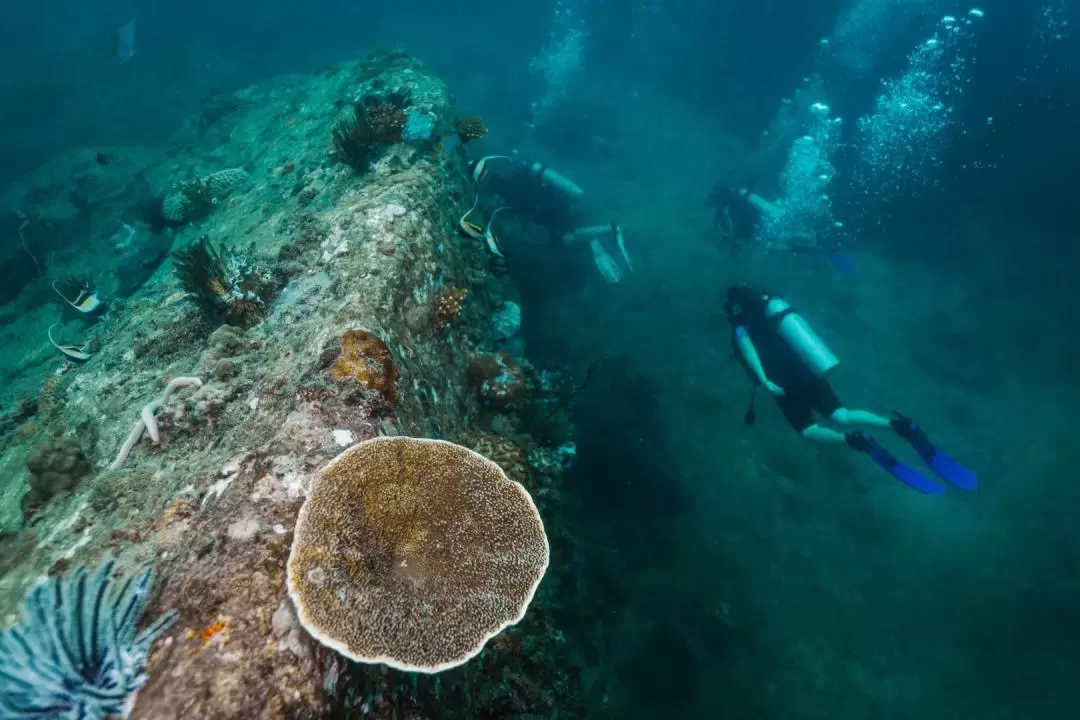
710, 188, 763, 240
730, 298, 841, 432
488, 160, 580, 241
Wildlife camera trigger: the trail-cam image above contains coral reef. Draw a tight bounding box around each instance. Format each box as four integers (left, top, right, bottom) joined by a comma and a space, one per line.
22, 437, 92, 519
326, 329, 399, 408
0, 49, 589, 720
468, 351, 529, 409
162, 167, 249, 224
287, 436, 549, 672
432, 285, 466, 330
171, 235, 275, 329
332, 94, 409, 171
456, 115, 488, 143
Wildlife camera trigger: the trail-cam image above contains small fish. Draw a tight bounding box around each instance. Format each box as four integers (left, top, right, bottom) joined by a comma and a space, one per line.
469, 155, 512, 184
53, 278, 104, 314
95, 151, 109, 166
481, 206, 510, 259
116, 18, 136, 64
458, 194, 510, 273
458, 193, 484, 240
47, 324, 93, 362
434, 133, 462, 156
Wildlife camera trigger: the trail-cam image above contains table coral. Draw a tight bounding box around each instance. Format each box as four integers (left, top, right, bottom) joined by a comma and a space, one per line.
286, 437, 549, 673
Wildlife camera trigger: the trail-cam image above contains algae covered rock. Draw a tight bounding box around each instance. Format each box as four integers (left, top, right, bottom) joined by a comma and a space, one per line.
162, 167, 249, 224
22, 437, 92, 519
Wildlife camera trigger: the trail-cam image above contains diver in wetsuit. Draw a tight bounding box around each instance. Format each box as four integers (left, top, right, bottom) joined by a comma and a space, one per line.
474, 156, 583, 242
709, 185, 782, 254
474, 155, 632, 283
724, 283, 978, 494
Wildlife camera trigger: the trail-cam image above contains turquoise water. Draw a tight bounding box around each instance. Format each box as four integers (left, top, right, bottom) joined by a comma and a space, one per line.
1, 1, 1079, 718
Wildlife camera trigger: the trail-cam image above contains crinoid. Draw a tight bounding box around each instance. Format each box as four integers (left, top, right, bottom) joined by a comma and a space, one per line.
333, 90, 413, 169
0, 560, 177, 718
332, 104, 378, 170
171, 235, 274, 329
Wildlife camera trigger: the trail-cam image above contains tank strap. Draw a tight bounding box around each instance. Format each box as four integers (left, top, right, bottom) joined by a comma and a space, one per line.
769, 306, 797, 327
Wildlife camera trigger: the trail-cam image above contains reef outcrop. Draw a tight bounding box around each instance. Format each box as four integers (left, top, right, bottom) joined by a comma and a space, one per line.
0, 51, 584, 719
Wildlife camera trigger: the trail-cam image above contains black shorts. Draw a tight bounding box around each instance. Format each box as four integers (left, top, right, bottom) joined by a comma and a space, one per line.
774, 375, 842, 433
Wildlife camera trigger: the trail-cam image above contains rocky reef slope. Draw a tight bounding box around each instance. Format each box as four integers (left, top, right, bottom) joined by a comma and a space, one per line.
0, 51, 587, 719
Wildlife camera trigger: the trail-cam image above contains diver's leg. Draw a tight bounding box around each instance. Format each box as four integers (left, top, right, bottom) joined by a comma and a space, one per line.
777, 391, 847, 443
830, 408, 891, 428
802, 423, 848, 443
807, 377, 892, 428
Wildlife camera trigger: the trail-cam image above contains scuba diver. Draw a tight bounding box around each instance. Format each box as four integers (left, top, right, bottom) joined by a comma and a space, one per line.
472, 155, 583, 242
723, 283, 977, 494
473, 154, 632, 284
709, 185, 781, 254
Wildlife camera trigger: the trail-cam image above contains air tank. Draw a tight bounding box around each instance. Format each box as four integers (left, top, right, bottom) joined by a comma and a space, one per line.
765, 296, 839, 376
531, 163, 584, 198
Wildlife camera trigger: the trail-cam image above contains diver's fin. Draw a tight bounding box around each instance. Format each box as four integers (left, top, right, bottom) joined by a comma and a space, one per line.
925, 451, 978, 491
847, 431, 945, 494
890, 413, 977, 490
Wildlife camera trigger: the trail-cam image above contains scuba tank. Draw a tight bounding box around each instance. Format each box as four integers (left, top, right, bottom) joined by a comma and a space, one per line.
764, 295, 838, 377
530, 163, 584, 198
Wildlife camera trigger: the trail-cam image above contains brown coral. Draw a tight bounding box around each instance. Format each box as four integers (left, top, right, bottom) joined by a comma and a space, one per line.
456, 116, 488, 143
467, 352, 527, 409
471, 435, 531, 487
22, 437, 92, 519
432, 286, 466, 330
367, 103, 406, 143
287, 436, 549, 673
328, 329, 399, 407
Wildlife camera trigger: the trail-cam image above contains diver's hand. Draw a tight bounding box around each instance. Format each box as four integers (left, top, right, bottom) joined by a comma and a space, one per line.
764, 380, 785, 397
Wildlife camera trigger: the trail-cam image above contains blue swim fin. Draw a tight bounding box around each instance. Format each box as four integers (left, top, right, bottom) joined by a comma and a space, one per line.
846, 431, 946, 494
890, 413, 977, 490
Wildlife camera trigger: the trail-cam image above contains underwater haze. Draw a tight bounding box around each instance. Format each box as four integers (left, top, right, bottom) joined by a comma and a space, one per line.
1, 0, 1079, 718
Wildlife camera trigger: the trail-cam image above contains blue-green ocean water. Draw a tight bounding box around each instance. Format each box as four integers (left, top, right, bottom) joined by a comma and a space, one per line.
2, 1, 1079, 717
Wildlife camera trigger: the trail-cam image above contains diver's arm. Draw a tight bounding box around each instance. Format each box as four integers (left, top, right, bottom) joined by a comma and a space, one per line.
735, 328, 785, 395
734, 327, 768, 385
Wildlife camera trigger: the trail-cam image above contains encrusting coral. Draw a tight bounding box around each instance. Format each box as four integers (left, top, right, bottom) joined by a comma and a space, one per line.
286, 436, 549, 673
327, 329, 399, 407
432, 285, 467, 330
22, 437, 92, 519
366, 103, 406, 142
468, 351, 528, 408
